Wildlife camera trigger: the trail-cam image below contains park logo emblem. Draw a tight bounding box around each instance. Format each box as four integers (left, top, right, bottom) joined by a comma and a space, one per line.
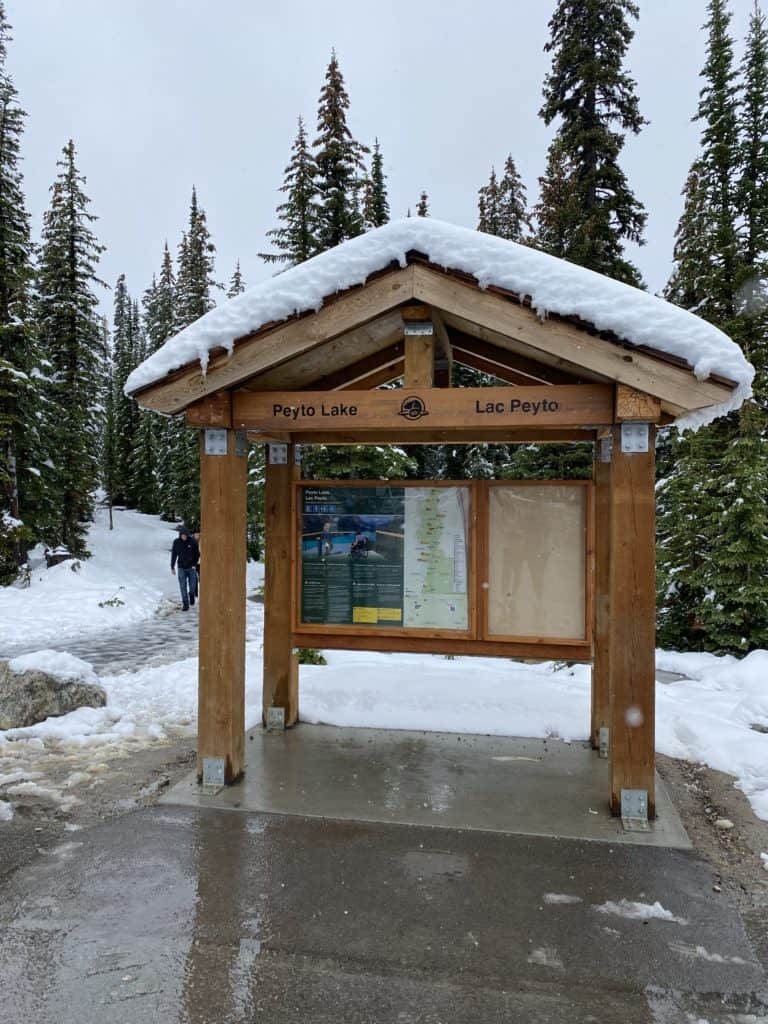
397, 395, 429, 421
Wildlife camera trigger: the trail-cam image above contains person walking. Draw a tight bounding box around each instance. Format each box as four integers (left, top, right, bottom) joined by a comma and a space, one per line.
171, 527, 200, 611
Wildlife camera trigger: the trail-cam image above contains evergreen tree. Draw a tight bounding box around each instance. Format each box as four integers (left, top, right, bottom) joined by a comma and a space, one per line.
128, 300, 158, 513
314, 52, 369, 249
165, 189, 220, 527
478, 156, 532, 241
101, 317, 117, 528
302, 444, 415, 480
0, 2, 39, 581
363, 138, 389, 228
261, 116, 320, 266
110, 274, 137, 505
227, 261, 245, 298
477, 168, 501, 234
142, 244, 176, 518
533, 137, 581, 258
416, 190, 429, 217
36, 140, 106, 555
539, 0, 647, 284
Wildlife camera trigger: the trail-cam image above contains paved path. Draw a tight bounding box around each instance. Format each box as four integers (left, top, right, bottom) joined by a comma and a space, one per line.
0, 603, 201, 675
0, 805, 765, 1023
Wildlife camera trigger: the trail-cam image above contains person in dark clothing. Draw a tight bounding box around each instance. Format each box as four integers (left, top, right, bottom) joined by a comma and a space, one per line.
171, 528, 200, 611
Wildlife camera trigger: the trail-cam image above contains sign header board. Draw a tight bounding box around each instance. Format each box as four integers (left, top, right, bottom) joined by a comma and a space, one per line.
233, 384, 613, 433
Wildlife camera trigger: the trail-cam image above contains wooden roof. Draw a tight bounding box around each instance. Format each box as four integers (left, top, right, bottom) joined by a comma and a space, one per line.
131, 255, 737, 422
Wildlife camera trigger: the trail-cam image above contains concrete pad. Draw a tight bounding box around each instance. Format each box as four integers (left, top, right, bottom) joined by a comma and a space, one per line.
162, 724, 690, 849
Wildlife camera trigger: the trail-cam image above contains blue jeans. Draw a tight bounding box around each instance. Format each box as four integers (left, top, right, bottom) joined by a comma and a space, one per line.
177, 566, 198, 607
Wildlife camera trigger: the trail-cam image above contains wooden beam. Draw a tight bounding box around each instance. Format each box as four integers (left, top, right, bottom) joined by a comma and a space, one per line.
339, 360, 404, 391
133, 266, 416, 414
608, 423, 656, 817
263, 443, 299, 726
412, 266, 734, 412
197, 428, 247, 783
292, 632, 592, 663
245, 429, 291, 443
185, 391, 232, 428
306, 341, 404, 391
431, 309, 453, 387
450, 331, 583, 385
232, 384, 613, 433
246, 312, 406, 392
290, 428, 596, 444
453, 348, 542, 387
615, 384, 662, 422
592, 438, 612, 751
404, 333, 435, 388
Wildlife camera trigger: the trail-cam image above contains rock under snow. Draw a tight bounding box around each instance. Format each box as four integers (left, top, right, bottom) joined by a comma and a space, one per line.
125, 218, 754, 429
0, 652, 106, 730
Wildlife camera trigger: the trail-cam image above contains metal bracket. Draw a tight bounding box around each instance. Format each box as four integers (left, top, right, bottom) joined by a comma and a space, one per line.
404, 322, 434, 336
266, 706, 286, 733
234, 430, 248, 457
621, 788, 650, 831
201, 757, 225, 795
268, 443, 288, 465
294, 445, 302, 465
204, 428, 228, 456
599, 435, 613, 464
598, 726, 609, 759
620, 422, 650, 454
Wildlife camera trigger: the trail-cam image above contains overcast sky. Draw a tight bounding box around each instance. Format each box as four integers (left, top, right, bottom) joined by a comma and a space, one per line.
7, 1, 756, 318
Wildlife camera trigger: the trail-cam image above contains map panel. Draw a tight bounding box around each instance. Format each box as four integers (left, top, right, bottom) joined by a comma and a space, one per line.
403, 487, 470, 630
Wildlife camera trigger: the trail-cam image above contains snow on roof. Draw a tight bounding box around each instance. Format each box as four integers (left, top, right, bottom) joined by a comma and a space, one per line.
126, 218, 753, 427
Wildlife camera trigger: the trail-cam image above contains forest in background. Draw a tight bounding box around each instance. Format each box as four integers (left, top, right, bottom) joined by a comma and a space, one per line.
1, 0, 767, 655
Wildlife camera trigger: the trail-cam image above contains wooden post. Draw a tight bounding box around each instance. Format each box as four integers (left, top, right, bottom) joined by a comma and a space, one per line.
591, 438, 611, 751
608, 422, 656, 817
198, 428, 247, 783
263, 442, 299, 725
404, 335, 435, 388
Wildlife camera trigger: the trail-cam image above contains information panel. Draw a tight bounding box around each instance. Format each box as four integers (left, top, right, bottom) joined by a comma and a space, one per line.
487, 484, 587, 640
300, 485, 470, 631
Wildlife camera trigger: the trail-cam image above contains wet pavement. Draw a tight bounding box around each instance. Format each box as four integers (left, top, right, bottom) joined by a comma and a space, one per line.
166, 725, 691, 849
0, 804, 765, 1023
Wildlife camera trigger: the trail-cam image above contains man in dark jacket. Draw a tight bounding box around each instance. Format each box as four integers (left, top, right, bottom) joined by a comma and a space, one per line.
171, 528, 200, 611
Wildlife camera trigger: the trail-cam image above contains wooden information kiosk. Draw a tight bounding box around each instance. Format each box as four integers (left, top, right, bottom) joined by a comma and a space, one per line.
129, 237, 742, 822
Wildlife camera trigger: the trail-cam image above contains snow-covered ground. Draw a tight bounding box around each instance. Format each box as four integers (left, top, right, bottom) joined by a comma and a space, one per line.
0, 506, 181, 648
0, 510, 767, 824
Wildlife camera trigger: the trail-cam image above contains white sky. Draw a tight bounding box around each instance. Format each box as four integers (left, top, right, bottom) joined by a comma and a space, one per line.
7, 1, 756, 316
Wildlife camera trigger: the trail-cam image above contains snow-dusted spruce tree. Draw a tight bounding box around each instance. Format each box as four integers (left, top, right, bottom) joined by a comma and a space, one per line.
478, 156, 532, 242
658, 0, 768, 654
0, 2, 45, 583
227, 261, 245, 298
261, 116, 320, 266
128, 299, 158, 513
538, 0, 647, 286
36, 140, 106, 556
416, 191, 429, 217
363, 138, 389, 228
101, 317, 117, 528
163, 188, 220, 528
313, 52, 369, 249
142, 243, 176, 519
533, 137, 580, 259
110, 274, 138, 506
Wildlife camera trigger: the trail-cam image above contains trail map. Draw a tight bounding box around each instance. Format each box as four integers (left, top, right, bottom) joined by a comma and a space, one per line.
403, 488, 469, 630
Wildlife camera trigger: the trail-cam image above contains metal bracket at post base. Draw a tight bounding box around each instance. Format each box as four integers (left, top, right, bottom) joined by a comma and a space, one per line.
266, 706, 286, 733
201, 756, 226, 795
621, 788, 650, 832
598, 726, 609, 759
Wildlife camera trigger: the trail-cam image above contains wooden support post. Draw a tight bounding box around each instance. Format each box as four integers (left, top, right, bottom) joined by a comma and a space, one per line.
608, 423, 657, 817
263, 442, 299, 726
404, 334, 435, 388
592, 438, 611, 751
198, 428, 248, 783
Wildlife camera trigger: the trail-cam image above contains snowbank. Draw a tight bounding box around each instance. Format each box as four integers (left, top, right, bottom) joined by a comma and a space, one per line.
125, 218, 753, 427
1, 641, 766, 823
8, 650, 100, 685
0, 507, 180, 649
